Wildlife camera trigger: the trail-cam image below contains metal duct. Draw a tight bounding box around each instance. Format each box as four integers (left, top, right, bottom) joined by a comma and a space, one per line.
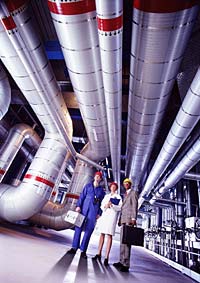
0, 133, 69, 222
0, 1, 74, 153
0, 1, 73, 222
140, 64, 200, 208
29, 162, 95, 230
0, 123, 41, 181
95, 0, 122, 183
126, 1, 199, 190
184, 171, 200, 181
149, 134, 200, 204
0, 63, 11, 118
48, 0, 110, 192
48, 0, 109, 161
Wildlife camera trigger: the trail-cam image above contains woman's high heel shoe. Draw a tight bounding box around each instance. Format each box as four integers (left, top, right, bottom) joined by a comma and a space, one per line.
104, 258, 109, 266
92, 254, 101, 260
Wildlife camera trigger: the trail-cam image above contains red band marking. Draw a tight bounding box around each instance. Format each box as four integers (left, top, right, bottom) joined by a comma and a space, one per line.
24, 174, 55, 188
48, 0, 96, 15
0, 169, 5, 175
133, 0, 199, 13
66, 193, 79, 200
5, 0, 27, 12
97, 15, 123, 32
1, 16, 16, 30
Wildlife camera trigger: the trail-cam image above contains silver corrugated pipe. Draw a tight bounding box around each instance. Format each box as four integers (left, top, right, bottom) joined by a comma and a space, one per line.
29, 162, 95, 230
126, 1, 199, 190
0, 1, 74, 152
0, 63, 11, 118
139, 64, 200, 208
149, 135, 200, 205
0, 1, 73, 222
0, 123, 41, 181
0, 134, 69, 222
48, 0, 110, 192
95, 0, 122, 184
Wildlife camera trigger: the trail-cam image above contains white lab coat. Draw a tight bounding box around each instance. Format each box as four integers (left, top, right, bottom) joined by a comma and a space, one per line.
96, 192, 122, 236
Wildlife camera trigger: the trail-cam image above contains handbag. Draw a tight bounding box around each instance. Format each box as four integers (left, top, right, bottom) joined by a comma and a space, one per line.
64, 210, 85, 227
122, 225, 144, 246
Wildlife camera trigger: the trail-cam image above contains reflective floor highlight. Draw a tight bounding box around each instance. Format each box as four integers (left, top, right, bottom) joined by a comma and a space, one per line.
0, 221, 198, 283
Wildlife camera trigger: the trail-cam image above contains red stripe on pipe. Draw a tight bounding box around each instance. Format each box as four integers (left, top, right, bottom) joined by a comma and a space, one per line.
48, 0, 96, 15
133, 0, 199, 13
24, 174, 55, 188
5, 0, 27, 12
0, 169, 5, 175
1, 16, 16, 30
97, 15, 123, 32
66, 193, 79, 200
51, 191, 57, 196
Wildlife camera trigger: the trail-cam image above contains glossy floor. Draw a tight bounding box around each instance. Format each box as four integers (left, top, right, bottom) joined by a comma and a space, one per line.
0, 221, 198, 283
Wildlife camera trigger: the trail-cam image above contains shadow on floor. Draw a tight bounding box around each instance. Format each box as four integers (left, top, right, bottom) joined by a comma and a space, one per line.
44, 252, 75, 283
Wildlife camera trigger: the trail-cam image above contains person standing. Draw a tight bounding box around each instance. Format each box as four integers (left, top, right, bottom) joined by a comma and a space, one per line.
113, 178, 138, 272
93, 182, 122, 266
67, 171, 105, 258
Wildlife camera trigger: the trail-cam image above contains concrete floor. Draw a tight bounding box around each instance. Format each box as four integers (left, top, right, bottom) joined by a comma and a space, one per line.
0, 221, 199, 283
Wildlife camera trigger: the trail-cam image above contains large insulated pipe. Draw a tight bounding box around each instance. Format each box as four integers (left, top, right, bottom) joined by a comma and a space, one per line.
0, 1, 73, 221
140, 64, 200, 208
48, 0, 110, 191
149, 134, 200, 204
95, 0, 122, 184
0, 124, 41, 181
29, 164, 95, 230
0, 0, 74, 154
0, 133, 69, 222
126, 0, 199, 190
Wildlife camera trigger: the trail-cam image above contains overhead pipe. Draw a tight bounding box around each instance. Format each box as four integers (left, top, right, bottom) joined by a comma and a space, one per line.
0, 1, 74, 222
0, 1, 74, 154
184, 171, 200, 181
139, 63, 200, 208
95, 0, 122, 183
149, 134, 200, 205
126, 0, 199, 190
48, 0, 110, 191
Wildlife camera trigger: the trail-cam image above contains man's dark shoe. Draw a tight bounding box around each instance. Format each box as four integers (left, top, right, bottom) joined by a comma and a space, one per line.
120, 266, 129, 272
113, 262, 123, 268
104, 258, 109, 266
67, 248, 77, 254
92, 254, 101, 260
81, 251, 87, 259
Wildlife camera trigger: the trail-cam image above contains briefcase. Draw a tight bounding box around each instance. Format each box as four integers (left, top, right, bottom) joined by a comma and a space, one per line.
64, 210, 85, 228
122, 225, 144, 246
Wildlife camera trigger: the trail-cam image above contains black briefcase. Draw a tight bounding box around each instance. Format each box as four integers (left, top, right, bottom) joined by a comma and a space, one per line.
122, 225, 144, 246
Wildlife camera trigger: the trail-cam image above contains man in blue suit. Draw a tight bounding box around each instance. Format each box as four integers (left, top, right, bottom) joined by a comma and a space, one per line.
67, 171, 105, 258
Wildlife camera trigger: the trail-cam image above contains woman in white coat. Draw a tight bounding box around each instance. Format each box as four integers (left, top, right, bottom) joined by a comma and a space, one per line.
93, 182, 122, 266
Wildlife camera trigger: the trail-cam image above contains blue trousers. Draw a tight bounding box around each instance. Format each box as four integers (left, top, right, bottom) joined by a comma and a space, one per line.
72, 218, 95, 252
